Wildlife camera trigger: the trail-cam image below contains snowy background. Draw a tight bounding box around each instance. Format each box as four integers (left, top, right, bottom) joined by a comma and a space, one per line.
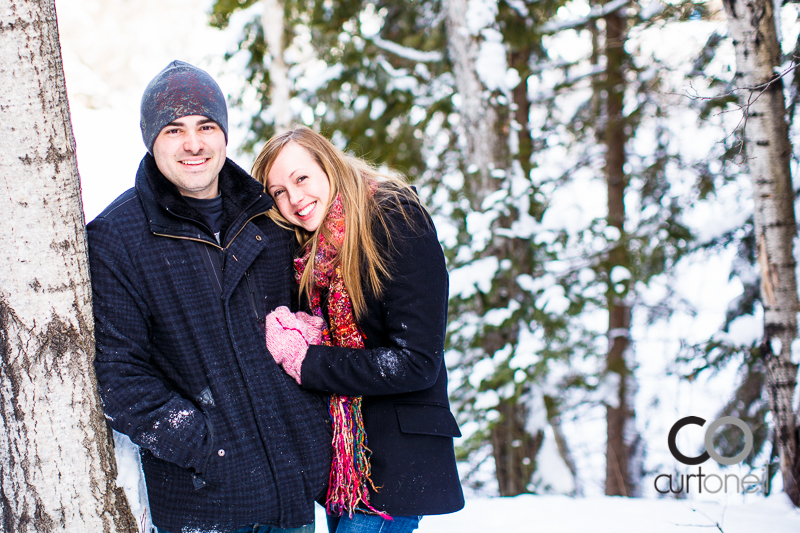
53, 0, 800, 530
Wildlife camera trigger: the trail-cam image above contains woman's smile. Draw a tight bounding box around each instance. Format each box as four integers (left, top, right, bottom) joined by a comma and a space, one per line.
296, 200, 317, 218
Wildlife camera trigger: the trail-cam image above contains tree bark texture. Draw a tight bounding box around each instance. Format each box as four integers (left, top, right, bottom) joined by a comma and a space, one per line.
721, 0, 800, 506
443, 0, 502, 202
0, 1, 137, 530
262, 0, 291, 131
602, 6, 641, 498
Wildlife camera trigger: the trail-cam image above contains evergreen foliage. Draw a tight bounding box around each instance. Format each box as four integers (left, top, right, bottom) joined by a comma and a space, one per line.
208, 0, 791, 497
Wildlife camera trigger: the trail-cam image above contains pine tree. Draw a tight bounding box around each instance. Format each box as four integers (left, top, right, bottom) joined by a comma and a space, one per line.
532, 0, 725, 495
440, 0, 592, 497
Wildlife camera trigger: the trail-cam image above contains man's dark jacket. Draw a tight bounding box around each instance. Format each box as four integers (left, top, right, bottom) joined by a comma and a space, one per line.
87, 155, 332, 532
301, 196, 465, 516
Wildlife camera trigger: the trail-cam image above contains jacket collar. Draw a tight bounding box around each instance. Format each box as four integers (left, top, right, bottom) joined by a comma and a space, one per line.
136, 153, 274, 243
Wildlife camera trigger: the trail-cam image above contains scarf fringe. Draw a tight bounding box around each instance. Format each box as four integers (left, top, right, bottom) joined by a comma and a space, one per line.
326, 395, 392, 520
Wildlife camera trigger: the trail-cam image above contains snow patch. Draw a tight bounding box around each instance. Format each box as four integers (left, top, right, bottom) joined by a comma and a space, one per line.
375, 348, 401, 378
450, 257, 500, 298
484, 300, 521, 327
509, 327, 544, 369
610, 266, 632, 284
792, 338, 800, 364
465, 0, 498, 34
113, 431, 151, 533
475, 30, 508, 91
469, 357, 496, 388
168, 409, 193, 429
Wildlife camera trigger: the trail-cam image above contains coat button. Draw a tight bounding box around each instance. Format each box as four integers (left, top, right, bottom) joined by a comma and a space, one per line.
255, 235, 262, 241
218, 449, 226, 457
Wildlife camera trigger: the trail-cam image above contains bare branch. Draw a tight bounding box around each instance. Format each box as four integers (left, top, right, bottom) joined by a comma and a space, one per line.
678, 60, 799, 102
674, 59, 800, 164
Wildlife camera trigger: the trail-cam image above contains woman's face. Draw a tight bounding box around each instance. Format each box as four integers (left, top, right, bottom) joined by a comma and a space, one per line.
266, 142, 332, 232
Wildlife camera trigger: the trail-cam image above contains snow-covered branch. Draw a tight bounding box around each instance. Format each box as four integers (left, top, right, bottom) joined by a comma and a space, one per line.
529, 64, 606, 102
369, 35, 443, 63
530, 59, 578, 74
542, 0, 630, 34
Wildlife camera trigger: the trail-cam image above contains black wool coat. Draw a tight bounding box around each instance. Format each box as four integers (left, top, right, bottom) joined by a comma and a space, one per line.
301, 196, 465, 516
88, 155, 332, 533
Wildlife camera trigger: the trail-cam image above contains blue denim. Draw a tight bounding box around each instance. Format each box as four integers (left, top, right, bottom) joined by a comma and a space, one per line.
326, 514, 421, 533
157, 522, 314, 533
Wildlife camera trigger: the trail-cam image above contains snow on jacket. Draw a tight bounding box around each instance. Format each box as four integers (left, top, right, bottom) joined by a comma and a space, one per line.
301, 195, 465, 516
87, 154, 332, 532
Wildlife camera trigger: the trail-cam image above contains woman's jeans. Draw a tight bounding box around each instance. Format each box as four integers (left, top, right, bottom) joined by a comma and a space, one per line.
158, 523, 314, 533
326, 514, 421, 533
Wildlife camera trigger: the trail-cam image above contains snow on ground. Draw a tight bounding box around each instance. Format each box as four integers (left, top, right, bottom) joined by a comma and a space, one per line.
406, 494, 800, 533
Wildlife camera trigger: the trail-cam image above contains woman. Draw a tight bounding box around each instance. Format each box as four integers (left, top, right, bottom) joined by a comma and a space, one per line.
251, 126, 464, 533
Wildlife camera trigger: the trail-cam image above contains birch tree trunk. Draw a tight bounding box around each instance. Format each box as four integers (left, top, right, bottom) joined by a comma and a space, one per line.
721, 0, 800, 506
602, 5, 642, 498
263, 0, 291, 131
0, 0, 137, 530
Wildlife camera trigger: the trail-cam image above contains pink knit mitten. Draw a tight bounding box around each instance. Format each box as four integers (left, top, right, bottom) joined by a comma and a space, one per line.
265, 307, 324, 383
296, 311, 325, 345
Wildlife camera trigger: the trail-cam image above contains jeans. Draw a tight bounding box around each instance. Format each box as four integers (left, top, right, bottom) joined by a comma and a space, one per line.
326, 514, 421, 533
157, 522, 314, 533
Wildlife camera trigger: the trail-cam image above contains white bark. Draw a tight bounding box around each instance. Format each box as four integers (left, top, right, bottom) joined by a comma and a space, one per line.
443, 0, 502, 200
263, 0, 291, 131
722, 0, 800, 506
0, 0, 136, 530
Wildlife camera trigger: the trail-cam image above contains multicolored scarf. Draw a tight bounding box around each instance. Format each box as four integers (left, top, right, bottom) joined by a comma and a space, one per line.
294, 194, 389, 519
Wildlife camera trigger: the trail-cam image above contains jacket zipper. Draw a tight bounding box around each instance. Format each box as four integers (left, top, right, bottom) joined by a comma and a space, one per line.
244, 270, 263, 323
152, 233, 223, 250
153, 211, 270, 269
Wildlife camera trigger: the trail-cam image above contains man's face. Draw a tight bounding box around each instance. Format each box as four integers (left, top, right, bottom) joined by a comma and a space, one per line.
152, 115, 226, 199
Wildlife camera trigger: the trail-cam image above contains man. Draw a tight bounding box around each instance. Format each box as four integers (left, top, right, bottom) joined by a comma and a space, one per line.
87, 60, 331, 533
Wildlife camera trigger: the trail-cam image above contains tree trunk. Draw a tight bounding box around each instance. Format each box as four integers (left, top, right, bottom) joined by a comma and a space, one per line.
443, 0, 502, 200
510, 49, 533, 181
263, 0, 290, 131
721, 0, 800, 506
0, 1, 137, 530
602, 5, 641, 498
490, 399, 543, 496
444, 0, 541, 496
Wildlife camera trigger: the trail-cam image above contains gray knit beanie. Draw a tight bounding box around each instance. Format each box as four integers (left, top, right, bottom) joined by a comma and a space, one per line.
140, 60, 228, 154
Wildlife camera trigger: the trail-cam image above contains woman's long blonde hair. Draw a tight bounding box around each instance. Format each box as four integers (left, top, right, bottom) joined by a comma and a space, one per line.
252, 126, 424, 319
